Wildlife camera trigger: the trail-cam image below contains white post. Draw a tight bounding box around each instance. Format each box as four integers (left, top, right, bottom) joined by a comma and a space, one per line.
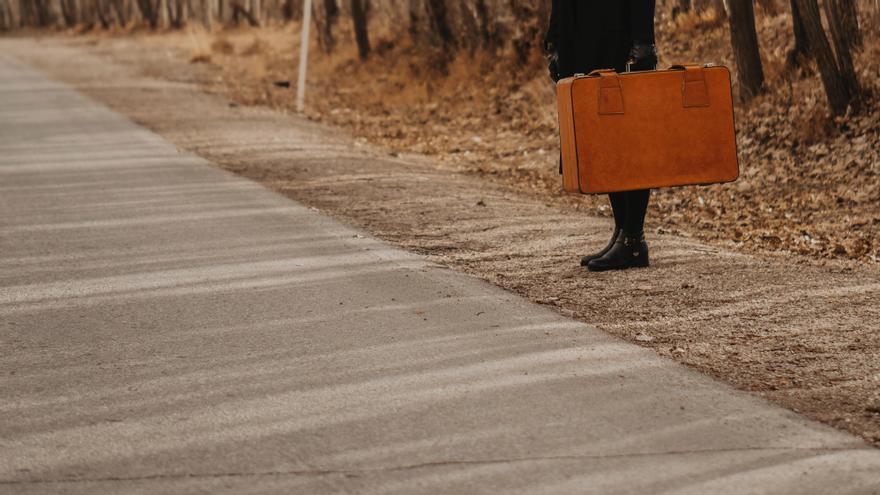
296, 0, 312, 113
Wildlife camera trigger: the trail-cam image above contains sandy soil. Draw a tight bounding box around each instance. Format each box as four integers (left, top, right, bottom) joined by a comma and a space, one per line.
6, 35, 880, 447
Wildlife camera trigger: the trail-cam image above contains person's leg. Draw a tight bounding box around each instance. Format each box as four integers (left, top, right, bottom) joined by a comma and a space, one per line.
623, 189, 650, 238
587, 189, 651, 271
580, 193, 625, 266
609, 192, 627, 230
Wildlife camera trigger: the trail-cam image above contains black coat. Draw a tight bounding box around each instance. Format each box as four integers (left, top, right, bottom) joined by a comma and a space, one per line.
545, 0, 656, 78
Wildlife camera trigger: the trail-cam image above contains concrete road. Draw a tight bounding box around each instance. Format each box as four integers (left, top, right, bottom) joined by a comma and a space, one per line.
1, 54, 879, 495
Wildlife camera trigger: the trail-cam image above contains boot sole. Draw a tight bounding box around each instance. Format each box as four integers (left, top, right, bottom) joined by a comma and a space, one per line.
586, 258, 650, 272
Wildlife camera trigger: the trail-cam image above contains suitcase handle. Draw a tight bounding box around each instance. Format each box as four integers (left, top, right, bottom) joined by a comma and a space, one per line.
586, 67, 708, 111
669, 64, 711, 108
586, 70, 625, 115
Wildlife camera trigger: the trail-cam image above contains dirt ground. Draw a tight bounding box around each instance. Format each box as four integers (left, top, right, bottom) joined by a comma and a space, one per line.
7, 35, 880, 448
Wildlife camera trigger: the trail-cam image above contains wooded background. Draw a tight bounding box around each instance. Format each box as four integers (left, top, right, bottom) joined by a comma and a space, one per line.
1, 0, 875, 116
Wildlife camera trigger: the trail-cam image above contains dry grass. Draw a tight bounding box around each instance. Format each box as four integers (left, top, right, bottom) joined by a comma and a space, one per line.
209, 37, 234, 55
673, 7, 727, 31
189, 52, 211, 63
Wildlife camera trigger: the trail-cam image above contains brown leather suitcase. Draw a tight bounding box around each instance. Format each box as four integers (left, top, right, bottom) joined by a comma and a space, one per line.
556, 64, 739, 194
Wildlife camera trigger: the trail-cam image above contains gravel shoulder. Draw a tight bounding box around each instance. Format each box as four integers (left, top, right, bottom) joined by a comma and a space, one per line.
7, 35, 880, 447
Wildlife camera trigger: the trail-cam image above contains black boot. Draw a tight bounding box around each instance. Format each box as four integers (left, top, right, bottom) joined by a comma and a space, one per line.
587, 234, 649, 272
580, 228, 621, 266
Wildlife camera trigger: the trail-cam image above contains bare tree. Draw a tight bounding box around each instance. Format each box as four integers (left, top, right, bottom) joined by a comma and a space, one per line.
350, 0, 370, 60
22, 0, 56, 26
407, 0, 420, 41
793, 0, 860, 115
425, 0, 452, 52
458, 2, 480, 54
786, 0, 811, 68
833, 0, 861, 49
822, 0, 861, 102
250, 0, 260, 23
95, 0, 113, 28
135, 0, 160, 27
508, 0, 544, 65
474, 0, 492, 47
158, 0, 168, 27
171, 0, 188, 27
727, 0, 765, 101
316, 0, 338, 52
0, 0, 13, 30
231, 0, 258, 25
112, 0, 130, 26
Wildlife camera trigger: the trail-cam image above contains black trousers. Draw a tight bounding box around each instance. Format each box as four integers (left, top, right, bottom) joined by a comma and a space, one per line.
546, 1, 655, 240
609, 189, 650, 238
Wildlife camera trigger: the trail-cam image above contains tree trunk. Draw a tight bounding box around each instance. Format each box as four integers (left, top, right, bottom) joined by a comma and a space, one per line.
407, 0, 420, 41
786, 0, 811, 68
0, 0, 13, 30
727, 0, 765, 101
458, 2, 479, 53
135, 0, 160, 27
82, 0, 98, 28
18, 0, 30, 27
34, 0, 54, 25
174, 0, 186, 26
59, 0, 74, 25
323, 0, 336, 22
201, 0, 213, 29
167, 0, 178, 26
112, 0, 128, 25
320, 0, 337, 51
793, 0, 853, 115
425, 0, 452, 51
95, 0, 111, 27
508, 0, 540, 65
231, 0, 257, 25
249, 0, 259, 24
350, 0, 370, 60
157, 0, 167, 27
148, 0, 159, 27
474, 0, 491, 46
829, 0, 862, 51
835, 0, 861, 48
822, 0, 861, 103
